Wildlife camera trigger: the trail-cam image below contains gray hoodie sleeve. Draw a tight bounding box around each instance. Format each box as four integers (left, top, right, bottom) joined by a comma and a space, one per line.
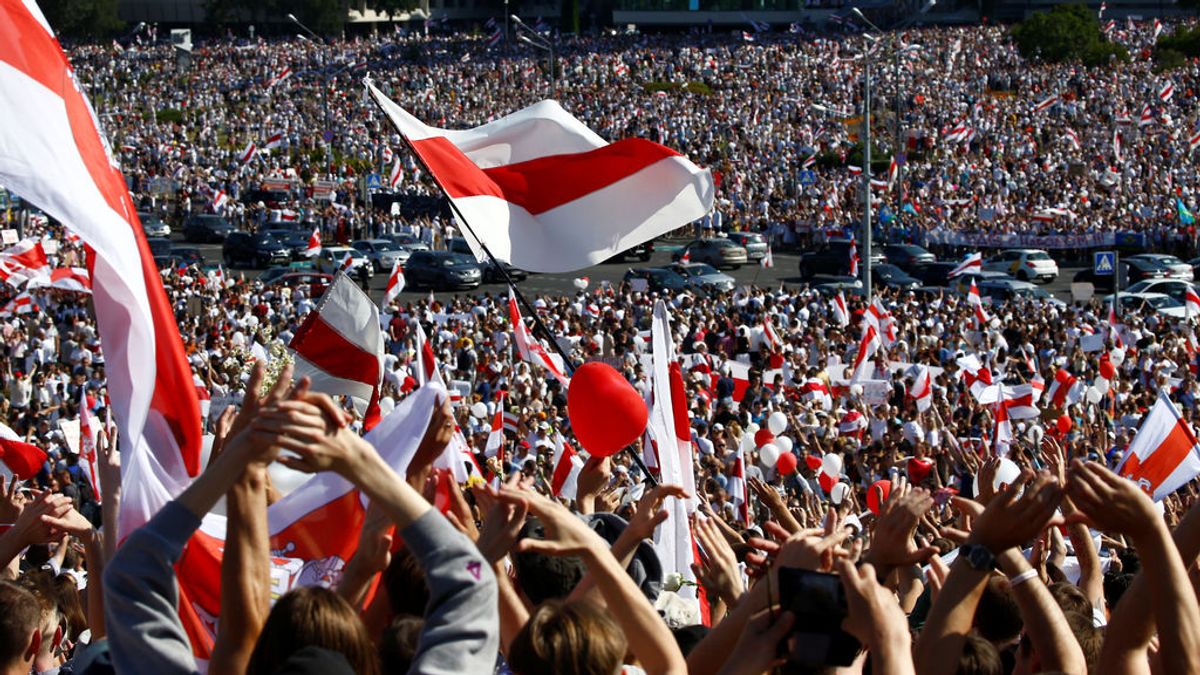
403, 509, 499, 675
103, 500, 202, 675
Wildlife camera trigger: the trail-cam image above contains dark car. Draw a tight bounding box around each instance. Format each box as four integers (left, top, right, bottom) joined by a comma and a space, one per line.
605, 240, 655, 263
404, 251, 482, 291
147, 237, 173, 268
242, 189, 292, 208
183, 215, 235, 243
169, 247, 205, 269
798, 238, 884, 278
909, 261, 960, 288
222, 231, 290, 268
884, 244, 935, 272
873, 263, 921, 289
266, 271, 333, 297
446, 237, 528, 282
1074, 258, 1169, 292
265, 228, 313, 260
622, 267, 690, 294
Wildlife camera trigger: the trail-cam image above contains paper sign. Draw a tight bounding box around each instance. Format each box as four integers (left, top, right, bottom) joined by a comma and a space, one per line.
1, 230, 16, 245
42, 239, 58, 255
59, 419, 81, 456
1080, 333, 1105, 353
629, 278, 649, 293
861, 380, 891, 406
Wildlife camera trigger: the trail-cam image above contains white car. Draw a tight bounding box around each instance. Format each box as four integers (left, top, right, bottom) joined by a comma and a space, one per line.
1128, 253, 1194, 281
982, 249, 1059, 283
1107, 279, 1196, 305
1115, 292, 1188, 319
314, 246, 372, 277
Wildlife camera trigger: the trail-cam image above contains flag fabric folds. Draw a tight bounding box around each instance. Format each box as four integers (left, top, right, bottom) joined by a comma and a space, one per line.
367, 82, 715, 273
508, 290, 570, 386
0, 0, 203, 540
1119, 394, 1200, 501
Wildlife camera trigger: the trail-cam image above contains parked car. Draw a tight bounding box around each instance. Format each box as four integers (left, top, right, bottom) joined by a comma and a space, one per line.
264, 228, 314, 260
909, 261, 960, 288
872, 263, 921, 290
809, 275, 865, 297
1115, 292, 1188, 319
182, 215, 235, 243
352, 238, 411, 272
138, 212, 171, 238
976, 279, 1065, 307
1110, 279, 1197, 305
386, 233, 430, 252
981, 249, 1059, 283
445, 237, 528, 282
169, 247, 205, 268
884, 244, 936, 272
949, 270, 1013, 296
1076, 258, 1171, 292
147, 237, 173, 268
265, 271, 333, 297
622, 267, 690, 294
727, 232, 769, 262
1128, 253, 1194, 281
666, 262, 736, 294
222, 231, 290, 268
313, 246, 372, 277
797, 239, 884, 279
605, 240, 654, 263
404, 251, 482, 291
671, 238, 748, 270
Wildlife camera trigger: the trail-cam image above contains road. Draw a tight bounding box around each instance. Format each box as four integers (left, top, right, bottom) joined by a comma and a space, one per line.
178, 235, 1084, 302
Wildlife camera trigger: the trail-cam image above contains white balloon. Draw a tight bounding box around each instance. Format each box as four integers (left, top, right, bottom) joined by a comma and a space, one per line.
768, 411, 788, 435
573, 277, 589, 290
470, 401, 488, 419
971, 457, 1022, 497
775, 436, 793, 453
746, 423, 760, 436
830, 482, 851, 506
849, 384, 864, 397
379, 397, 396, 417
821, 453, 843, 477
759, 443, 781, 467
1110, 348, 1126, 367
740, 433, 757, 452
1094, 377, 1110, 394
1085, 387, 1103, 404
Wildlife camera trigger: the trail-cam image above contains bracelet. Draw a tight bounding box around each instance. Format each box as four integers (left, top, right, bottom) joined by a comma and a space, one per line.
1008, 568, 1038, 587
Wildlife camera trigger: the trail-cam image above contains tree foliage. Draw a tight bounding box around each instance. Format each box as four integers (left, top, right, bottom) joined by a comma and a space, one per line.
38, 0, 124, 39
1010, 3, 1104, 64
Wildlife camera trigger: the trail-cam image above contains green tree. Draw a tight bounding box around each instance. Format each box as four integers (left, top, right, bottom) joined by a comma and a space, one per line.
1009, 3, 1101, 64
39, 0, 124, 38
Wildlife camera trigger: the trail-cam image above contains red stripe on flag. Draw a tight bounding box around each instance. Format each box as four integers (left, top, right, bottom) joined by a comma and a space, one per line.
410, 136, 680, 215
290, 314, 381, 386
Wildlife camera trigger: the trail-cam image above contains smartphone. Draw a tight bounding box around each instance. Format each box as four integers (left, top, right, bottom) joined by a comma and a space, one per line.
776, 567, 861, 669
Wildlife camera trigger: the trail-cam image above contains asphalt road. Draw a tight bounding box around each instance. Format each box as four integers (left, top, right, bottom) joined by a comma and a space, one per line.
177, 235, 1084, 303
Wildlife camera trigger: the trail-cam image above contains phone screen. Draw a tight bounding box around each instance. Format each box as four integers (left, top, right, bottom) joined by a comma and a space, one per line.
776, 567, 861, 669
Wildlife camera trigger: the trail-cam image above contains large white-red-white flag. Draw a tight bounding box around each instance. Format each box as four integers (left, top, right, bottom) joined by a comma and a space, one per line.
550, 433, 584, 499
367, 82, 714, 272
508, 289, 570, 386
947, 252, 982, 278
850, 324, 882, 383
484, 391, 507, 460
830, 291, 850, 327
0, 422, 47, 480
77, 388, 100, 500
1119, 394, 1200, 501
382, 260, 405, 306
304, 228, 321, 257
0, 0, 203, 541
288, 272, 384, 425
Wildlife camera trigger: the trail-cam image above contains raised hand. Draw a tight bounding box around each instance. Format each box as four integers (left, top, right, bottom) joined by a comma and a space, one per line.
715, 608, 793, 675
865, 487, 939, 571
627, 484, 689, 541
1065, 460, 1157, 535
0, 476, 26, 523
504, 487, 605, 557
967, 470, 1063, 554
691, 516, 744, 606
472, 485, 529, 564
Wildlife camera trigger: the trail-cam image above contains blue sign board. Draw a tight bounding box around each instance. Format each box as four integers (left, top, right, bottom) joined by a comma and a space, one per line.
798, 169, 817, 186
1094, 251, 1115, 276
366, 173, 383, 189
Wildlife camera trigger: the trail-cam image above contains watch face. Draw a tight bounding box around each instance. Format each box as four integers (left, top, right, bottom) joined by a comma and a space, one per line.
967, 545, 992, 569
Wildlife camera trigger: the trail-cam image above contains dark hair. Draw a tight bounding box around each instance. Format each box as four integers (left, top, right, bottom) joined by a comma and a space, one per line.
383, 546, 429, 618
1103, 572, 1134, 611
247, 586, 379, 675
1048, 582, 1091, 619
378, 615, 424, 674
1063, 610, 1102, 673
0, 582, 40, 667
957, 633, 1003, 675
671, 624, 709, 656
514, 518, 585, 604
508, 600, 626, 675
973, 576, 1022, 643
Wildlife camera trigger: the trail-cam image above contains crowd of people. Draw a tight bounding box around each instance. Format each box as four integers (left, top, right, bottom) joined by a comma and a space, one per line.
1, 13, 1200, 675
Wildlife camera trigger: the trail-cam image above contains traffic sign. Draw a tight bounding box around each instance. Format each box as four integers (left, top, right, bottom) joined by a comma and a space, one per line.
366, 173, 383, 189
798, 169, 818, 186
1094, 251, 1115, 276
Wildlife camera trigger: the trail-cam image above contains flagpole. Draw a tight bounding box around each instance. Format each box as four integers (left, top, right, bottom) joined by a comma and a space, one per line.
366, 82, 660, 485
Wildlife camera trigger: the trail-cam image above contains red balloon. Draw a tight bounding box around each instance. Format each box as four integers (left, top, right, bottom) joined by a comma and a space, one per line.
1056, 415, 1073, 435
1099, 360, 1116, 381
754, 428, 775, 448
867, 479, 892, 515
907, 457, 934, 485
818, 471, 839, 494
776, 452, 799, 475
804, 454, 823, 472
567, 362, 648, 458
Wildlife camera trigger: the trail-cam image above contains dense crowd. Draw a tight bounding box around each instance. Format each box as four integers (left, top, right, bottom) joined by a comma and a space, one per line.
1, 15, 1200, 675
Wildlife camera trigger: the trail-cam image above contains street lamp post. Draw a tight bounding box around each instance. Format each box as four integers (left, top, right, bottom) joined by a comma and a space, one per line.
513, 15, 556, 96
289, 14, 332, 167
862, 58, 873, 299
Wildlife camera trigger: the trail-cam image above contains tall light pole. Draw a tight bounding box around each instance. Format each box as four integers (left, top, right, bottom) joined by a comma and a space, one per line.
289, 14, 332, 168
513, 15, 555, 95
862, 57, 873, 299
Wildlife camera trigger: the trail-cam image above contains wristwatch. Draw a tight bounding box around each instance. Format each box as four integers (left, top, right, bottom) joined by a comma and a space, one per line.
959, 543, 997, 571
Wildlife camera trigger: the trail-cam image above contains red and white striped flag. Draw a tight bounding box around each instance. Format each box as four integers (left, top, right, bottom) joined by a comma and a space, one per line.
0, 423, 46, 480
968, 279, 990, 327
1033, 93, 1059, 113
388, 158, 403, 189
239, 141, 257, 164
267, 65, 292, 88
1190, 129, 1200, 153
911, 365, 932, 413
839, 410, 867, 436
850, 325, 881, 383
550, 433, 584, 499
1047, 368, 1082, 408
0, 239, 50, 283
382, 260, 406, 306
0, 1, 203, 543
29, 266, 91, 294
78, 388, 101, 501
304, 228, 321, 257
947, 251, 982, 278
848, 238, 859, 278
288, 273, 384, 421
1153, 18, 1164, 42
1113, 129, 1124, 163
760, 246, 774, 269
264, 130, 285, 149
0, 292, 33, 317
1108, 298, 1125, 349
509, 289, 570, 386
1064, 128, 1080, 150
367, 83, 714, 273
801, 377, 833, 410
484, 391, 507, 460
831, 291, 850, 327
1160, 81, 1175, 102
1118, 394, 1200, 500
1139, 103, 1154, 128
381, 146, 394, 164
762, 316, 782, 351
727, 444, 750, 525
339, 250, 355, 272
1186, 286, 1200, 319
